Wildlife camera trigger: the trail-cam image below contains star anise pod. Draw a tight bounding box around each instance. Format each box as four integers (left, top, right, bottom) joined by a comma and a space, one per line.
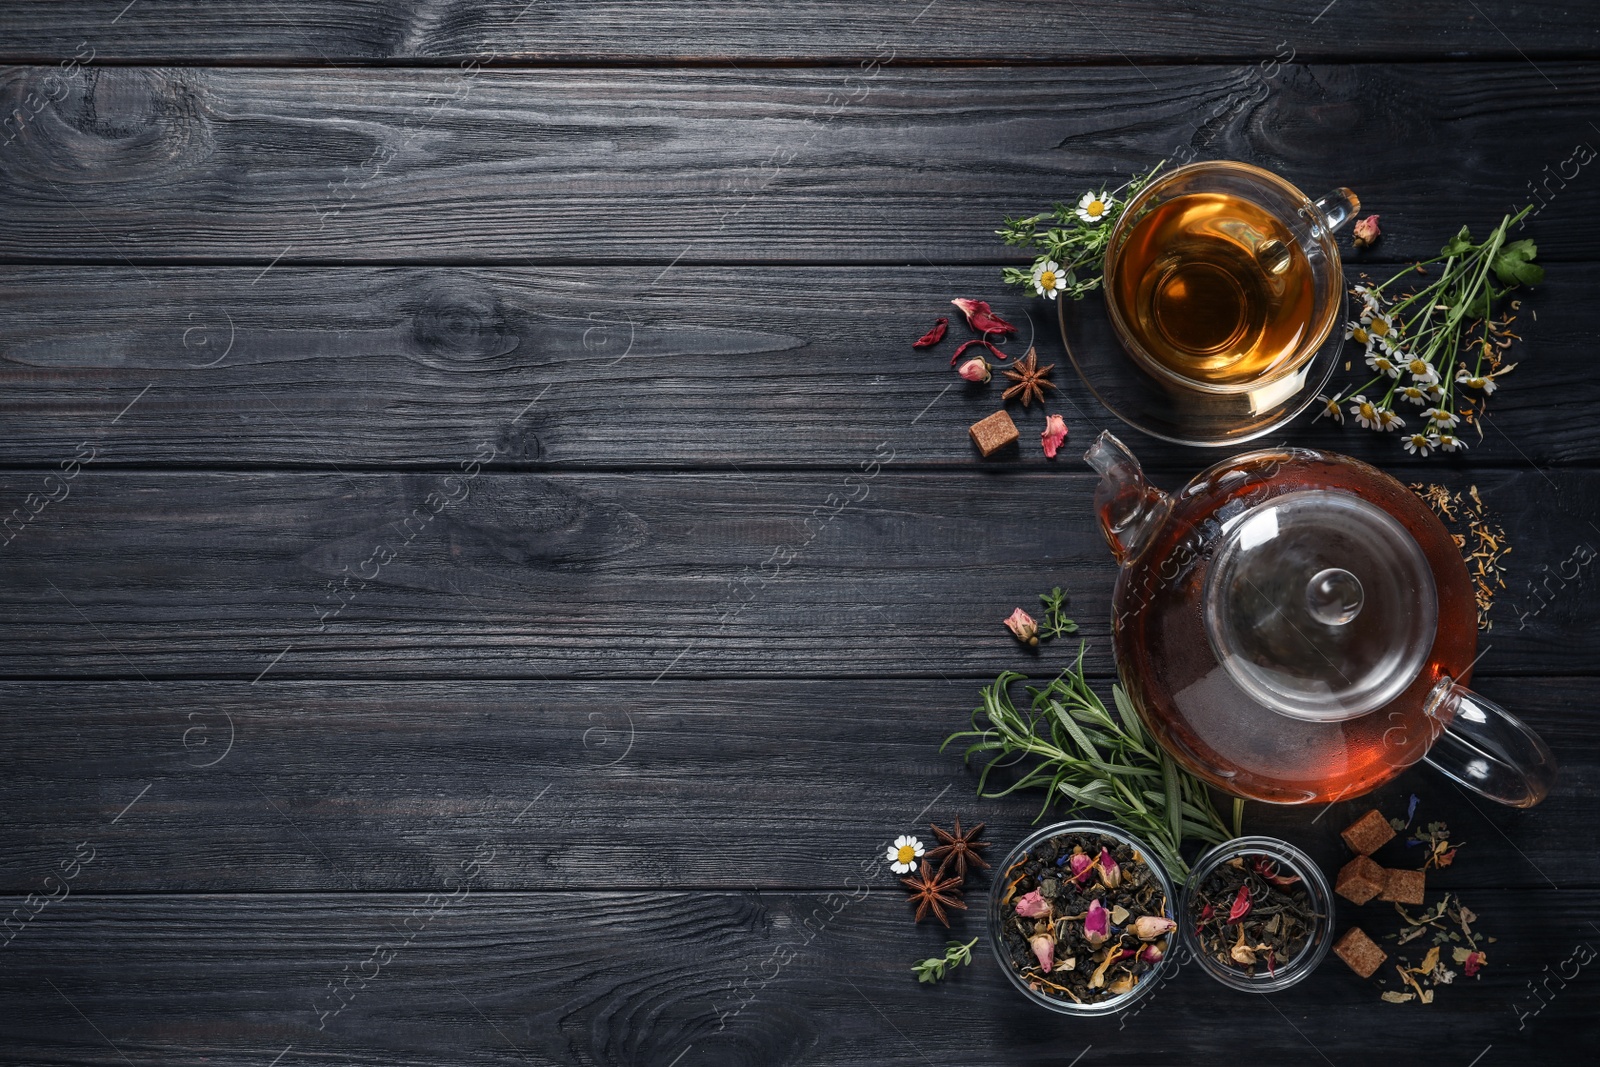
926, 816, 990, 880
900, 859, 966, 927
1002, 347, 1057, 408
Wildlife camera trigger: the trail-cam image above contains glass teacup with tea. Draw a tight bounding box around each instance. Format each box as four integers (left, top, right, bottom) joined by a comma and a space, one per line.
1060, 160, 1360, 445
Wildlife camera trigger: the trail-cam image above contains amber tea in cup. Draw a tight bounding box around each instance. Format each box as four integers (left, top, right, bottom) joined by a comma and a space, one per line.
1103, 162, 1357, 397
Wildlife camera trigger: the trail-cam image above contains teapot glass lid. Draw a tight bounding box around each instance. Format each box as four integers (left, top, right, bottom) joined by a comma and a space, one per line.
1202, 489, 1438, 722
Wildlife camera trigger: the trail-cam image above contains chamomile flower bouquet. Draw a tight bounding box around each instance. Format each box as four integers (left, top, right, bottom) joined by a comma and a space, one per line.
1316, 206, 1541, 457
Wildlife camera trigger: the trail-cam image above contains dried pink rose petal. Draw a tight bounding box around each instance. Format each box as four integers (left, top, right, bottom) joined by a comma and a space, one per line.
1004, 607, 1038, 646
951, 298, 1018, 336
912, 317, 948, 348
1353, 214, 1381, 249
1040, 414, 1068, 459
948, 337, 1007, 367
1227, 885, 1252, 923
1085, 898, 1110, 946
1130, 915, 1176, 940
1139, 943, 1164, 964
1030, 933, 1056, 973
1068, 850, 1094, 884
1014, 890, 1051, 918
1252, 856, 1302, 889
1465, 951, 1487, 977
957, 357, 992, 383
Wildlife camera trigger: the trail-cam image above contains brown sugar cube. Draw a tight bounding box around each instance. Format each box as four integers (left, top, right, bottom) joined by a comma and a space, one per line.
1340, 808, 1397, 856
968, 409, 1019, 458
1380, 867, 1426, 905
1333, 926, 1388, 979
1335, 855, 1387, 906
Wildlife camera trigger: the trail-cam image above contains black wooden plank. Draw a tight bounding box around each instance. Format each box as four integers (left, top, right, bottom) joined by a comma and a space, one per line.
0, 888, 1592, 1066
0, 64, 1596, 264
0, 677, 1590, 894
0, 469, 1593, 679
0, 264, 1591, 470
2, 0, 1598, 62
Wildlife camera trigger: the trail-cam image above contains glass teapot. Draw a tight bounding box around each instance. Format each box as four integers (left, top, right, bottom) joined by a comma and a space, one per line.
1086, 431, 1557, 807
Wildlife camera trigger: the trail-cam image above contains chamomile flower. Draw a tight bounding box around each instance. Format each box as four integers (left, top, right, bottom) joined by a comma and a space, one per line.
1363, 311, 1399, 349
1352, 284, 1381, 313
1423, 380, 1445, 403
1437, 433, 1467, 452
1349, 394, 1380, 429
1075, 191, 1115, 224
1376, 408, 1405, 432
1315, 394, 1345, 423
1397, 384, 1429, 406
1457, 367, 1499, 394
1344, 320, 1372, 347
1403, 432, 1439, 457
1424, 406, 1460, 429
1366, 351, 1400, 377
1403, 356, 1439, 384
1031, 259, 1069, 300
887, 835, 925, 874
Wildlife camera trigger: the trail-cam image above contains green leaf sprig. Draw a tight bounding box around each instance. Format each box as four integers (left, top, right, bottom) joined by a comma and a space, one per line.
1037, 586, 1079, 639
996, 161, 1165, 301
942, 645, 1242, 884
911, 938, 979, 983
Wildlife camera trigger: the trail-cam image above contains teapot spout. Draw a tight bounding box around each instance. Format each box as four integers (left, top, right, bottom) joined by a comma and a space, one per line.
1084, 431, 1171, 566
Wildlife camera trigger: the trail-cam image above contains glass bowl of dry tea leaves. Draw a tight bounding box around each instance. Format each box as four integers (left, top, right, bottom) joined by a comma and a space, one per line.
988, 820, 1177, 1015
1179, 836, 1333, 993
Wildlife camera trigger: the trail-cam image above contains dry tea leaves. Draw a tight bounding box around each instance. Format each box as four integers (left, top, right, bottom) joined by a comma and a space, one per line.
997, 832, 1172, 1006
1409, 482, 1509, 629
1191, 855, 1317, 977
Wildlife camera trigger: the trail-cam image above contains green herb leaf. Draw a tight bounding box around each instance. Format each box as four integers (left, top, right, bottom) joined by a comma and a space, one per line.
1440, 225, 1475, 257
944, 647, 1237, 884
911, 938, 979, 984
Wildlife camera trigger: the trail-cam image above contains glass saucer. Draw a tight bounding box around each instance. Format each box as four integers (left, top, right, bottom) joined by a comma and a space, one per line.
1057, 288, 1345, 447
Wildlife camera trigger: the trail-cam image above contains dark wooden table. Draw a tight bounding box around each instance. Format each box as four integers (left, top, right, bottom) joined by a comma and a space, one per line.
3, 3, 1598, 1063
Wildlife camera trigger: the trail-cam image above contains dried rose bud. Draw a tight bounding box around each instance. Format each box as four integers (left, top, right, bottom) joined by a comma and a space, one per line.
1004, 607, 1039, 646
1227, 884, 1252, 923
1040, 413, 1068, 459
1029, 933, 1056, 973
1097, 847, 1121, 889
1130, 915, 1176, 941
1014, 889, 1051, 918
1352, 214, 1381, 249
1068, 850, 1094, 884
957, 357, 992, 384
1138, 943, 1164, 964
1084, 898, 1110, 946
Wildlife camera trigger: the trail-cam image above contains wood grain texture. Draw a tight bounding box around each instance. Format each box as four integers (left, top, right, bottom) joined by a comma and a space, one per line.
0, 888, 1593, 1066
0, 263, 1594, 469
0, 677, 1591, 894
1, 64, 1596, 264
2, 0, 1598, 62
1, 469, 1595, 680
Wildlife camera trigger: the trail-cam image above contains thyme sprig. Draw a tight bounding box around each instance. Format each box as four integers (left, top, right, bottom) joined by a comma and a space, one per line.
943, 645, 1241, 884
996, 162, 1165, 301
911, 937, 979, 983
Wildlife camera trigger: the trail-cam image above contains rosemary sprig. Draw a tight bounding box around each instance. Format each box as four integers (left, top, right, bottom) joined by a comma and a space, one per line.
996, 161, 1165, 300
911, 937, 979, 983
942, 645, 1241, 884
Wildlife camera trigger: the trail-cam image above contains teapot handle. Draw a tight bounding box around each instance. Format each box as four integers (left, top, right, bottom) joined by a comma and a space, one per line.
1422, 678, 1558, 808
1313, 188, 1361, 234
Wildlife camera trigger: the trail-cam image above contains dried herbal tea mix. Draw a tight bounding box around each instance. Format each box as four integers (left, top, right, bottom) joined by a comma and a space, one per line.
997, 831, 1173, 1006
1190, 855, 1317, 977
